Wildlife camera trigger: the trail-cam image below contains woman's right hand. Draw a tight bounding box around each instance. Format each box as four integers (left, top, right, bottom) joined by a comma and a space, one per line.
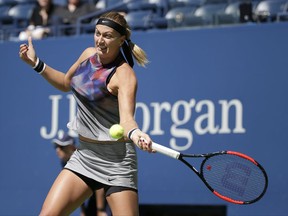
130, 129, 155, 153
19, 36, 37, 67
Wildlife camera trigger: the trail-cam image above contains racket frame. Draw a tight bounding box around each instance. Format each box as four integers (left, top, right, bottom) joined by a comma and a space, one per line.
151, 142, 268, 205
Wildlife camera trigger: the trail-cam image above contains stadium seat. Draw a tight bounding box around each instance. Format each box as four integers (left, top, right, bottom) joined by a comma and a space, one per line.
125, 9, 167, 30
0, 0, 16, 6
0, 4, 12, 17
97, 0, 129, 12
167, 0, 202, 10
0, 4, 13, 26
185, 3, 227, 26
254, 0, 288, 22
126, 0, 169, 16
13, 0, 37, 4
167, 0, 187, 9
105, 0, 125, 7
125, 10, 155, 30
202, 0, 228, 4
276, 1, 288, 21
216, 2, 241, 25
8, 3, 35, 28
165, 5, 198, 28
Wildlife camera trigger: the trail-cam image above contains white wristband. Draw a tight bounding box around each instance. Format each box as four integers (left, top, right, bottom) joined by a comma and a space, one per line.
130, 128, 140, 140
32, 57, 39, 69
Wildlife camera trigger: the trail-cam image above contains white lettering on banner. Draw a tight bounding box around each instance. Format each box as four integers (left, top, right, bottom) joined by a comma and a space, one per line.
40, 95, 77, 139
136, 99, 246, 151
42, 95, 246, 151
40, 95, 62, 139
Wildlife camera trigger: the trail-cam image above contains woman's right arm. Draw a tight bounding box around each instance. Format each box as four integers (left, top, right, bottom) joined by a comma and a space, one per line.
19, 36, 95, 92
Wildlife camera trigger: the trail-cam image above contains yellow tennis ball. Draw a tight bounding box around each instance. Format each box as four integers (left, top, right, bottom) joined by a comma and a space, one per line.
109, 124, 124, 139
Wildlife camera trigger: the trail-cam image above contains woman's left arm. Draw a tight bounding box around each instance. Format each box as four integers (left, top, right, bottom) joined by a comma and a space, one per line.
111, 64, 153, 152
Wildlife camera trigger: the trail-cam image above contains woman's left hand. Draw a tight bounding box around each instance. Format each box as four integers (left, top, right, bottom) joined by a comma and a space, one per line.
19, 36, 37, 67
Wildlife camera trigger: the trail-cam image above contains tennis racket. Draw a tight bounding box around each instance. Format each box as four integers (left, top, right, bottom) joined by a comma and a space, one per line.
151, 142, 268, 205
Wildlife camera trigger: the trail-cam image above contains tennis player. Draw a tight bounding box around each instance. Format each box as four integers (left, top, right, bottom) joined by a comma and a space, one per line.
19, 11, 153, 216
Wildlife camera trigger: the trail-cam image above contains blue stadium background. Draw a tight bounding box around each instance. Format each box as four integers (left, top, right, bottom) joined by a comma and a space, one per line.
1, 1, 288, 215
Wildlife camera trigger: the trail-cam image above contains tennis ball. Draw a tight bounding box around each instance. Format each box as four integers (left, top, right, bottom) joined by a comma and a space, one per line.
109, 124, 124, 139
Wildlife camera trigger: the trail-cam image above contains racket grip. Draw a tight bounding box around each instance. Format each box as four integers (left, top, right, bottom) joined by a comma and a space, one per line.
152, 142, 180, 159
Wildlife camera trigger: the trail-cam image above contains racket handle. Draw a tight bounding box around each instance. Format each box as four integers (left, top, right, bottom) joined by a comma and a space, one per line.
152, 142, 180, 159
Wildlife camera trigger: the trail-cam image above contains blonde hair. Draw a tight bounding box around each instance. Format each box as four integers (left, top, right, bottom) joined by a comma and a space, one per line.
100, 11, 149, 67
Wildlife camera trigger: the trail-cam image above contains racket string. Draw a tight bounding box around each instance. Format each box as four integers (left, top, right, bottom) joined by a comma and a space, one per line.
201, 154, 267, 202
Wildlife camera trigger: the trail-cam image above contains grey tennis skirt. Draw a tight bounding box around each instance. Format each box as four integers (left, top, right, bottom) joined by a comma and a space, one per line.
65, 139, 138, 190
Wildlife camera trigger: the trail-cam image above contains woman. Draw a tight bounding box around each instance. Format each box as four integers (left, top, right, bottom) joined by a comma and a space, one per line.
58, 0, 96, 25
19, 11, 153, 216
30, 0, 58, 27
19, 0, 59, 40
56, 0, 97, 35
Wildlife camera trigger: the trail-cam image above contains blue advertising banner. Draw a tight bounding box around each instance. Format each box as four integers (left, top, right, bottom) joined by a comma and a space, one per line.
0, 22, 287, 215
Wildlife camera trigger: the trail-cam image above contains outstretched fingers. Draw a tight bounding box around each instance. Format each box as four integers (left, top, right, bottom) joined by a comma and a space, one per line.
19, 36, 36, 65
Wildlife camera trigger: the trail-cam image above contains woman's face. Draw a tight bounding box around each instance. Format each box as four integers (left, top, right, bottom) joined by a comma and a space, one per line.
94, 24, 124, 59
38, 0, 51, 7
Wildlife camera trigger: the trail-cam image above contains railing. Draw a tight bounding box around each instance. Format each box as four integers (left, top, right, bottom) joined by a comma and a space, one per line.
0, 0, 132, 42
1, 0, 288, 42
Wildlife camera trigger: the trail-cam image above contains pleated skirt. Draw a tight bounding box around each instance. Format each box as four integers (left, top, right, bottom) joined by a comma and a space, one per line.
65, 139, 138, 189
